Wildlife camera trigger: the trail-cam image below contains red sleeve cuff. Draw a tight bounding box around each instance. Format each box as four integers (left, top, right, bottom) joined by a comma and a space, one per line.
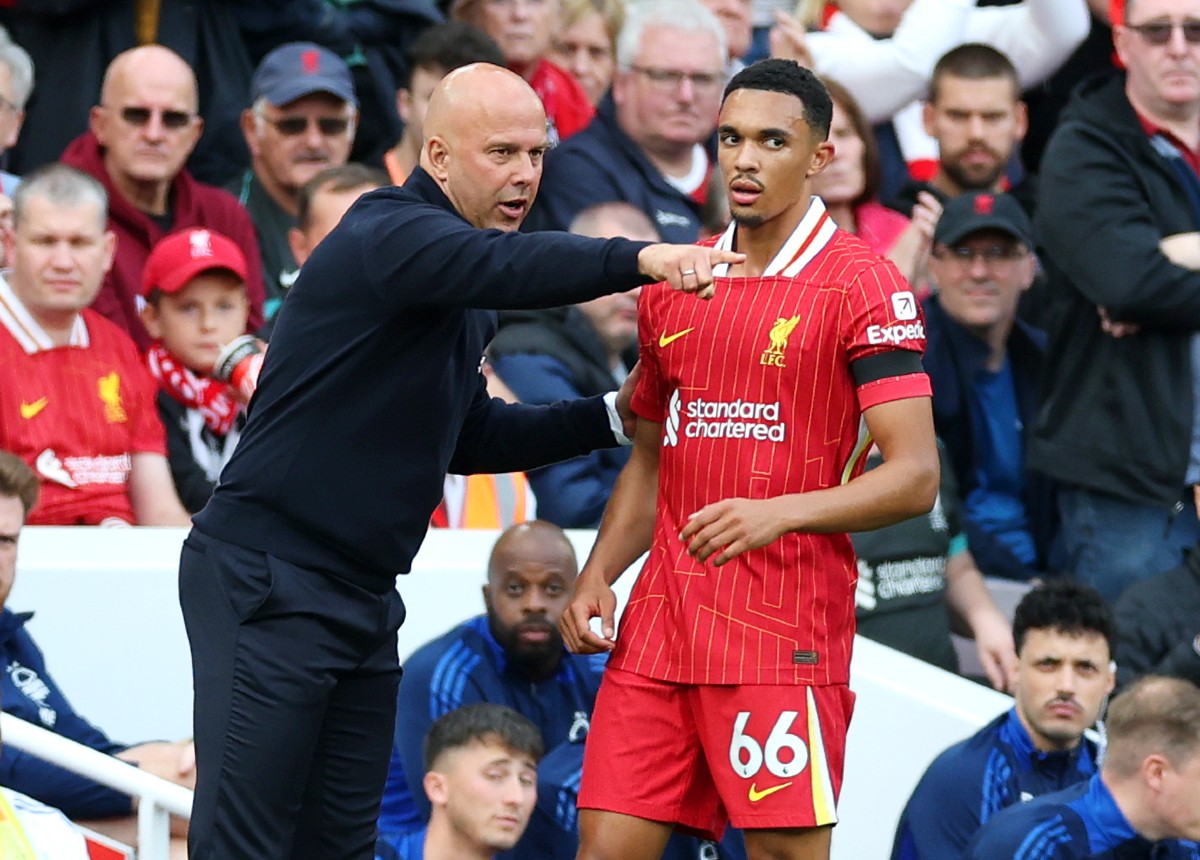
857, 372, 931, 411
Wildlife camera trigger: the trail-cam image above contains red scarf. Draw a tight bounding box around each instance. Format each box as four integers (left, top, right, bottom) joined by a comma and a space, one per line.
146, 341, 241, 435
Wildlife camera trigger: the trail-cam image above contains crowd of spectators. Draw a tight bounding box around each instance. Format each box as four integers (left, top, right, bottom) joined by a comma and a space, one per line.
4, 0, 1200, 855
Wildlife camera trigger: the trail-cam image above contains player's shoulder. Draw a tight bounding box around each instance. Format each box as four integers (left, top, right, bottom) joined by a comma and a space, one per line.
917, 715, 1008, 788
818, 228, 906, 282
966, 795, 1083, 860
81, 310, 146, 366
404, 615, 493, 675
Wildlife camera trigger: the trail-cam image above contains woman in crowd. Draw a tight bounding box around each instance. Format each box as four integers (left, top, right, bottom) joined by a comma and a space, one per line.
549, 0, 625, 105
813, 78, 940, 292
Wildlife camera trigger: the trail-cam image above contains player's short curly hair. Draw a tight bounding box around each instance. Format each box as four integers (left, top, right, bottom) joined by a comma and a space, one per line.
722, 58, 833, 139
1012, 578, 1116, 657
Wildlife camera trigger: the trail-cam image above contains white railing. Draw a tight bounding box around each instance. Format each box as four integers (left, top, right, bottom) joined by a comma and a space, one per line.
1, 712, 192, 860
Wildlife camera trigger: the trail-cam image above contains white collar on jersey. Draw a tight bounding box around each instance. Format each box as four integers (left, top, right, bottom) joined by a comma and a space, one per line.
0, 272, 90, 354
711, 196, 838, 279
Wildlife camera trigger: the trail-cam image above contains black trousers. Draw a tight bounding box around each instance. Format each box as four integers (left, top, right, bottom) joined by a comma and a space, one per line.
179, 530, 406, 859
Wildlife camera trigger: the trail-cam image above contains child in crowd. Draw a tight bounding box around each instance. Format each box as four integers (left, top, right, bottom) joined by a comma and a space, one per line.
140, 228, 254, 513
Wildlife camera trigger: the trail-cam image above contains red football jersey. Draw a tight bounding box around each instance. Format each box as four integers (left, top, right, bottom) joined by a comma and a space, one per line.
612, 199, 931, 686
0, 281, 167, 525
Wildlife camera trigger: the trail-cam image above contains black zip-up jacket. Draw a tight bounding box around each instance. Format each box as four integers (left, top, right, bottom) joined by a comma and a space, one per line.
1114, 546, 1200, 692
1029, 72, 1200, 507
195, 168, 650, 590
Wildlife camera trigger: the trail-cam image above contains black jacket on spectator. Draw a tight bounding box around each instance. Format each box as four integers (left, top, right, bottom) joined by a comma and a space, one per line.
490, 307, 624, 399
0, 0, 254, 185
1113, 547, 1200, 691
194, 169, 650, 588
1030, 71, 1200, 508
922, 293, 1056, 580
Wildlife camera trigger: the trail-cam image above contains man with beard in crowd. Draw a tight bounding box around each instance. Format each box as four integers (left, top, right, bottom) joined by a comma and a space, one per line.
377, 521, 602, 850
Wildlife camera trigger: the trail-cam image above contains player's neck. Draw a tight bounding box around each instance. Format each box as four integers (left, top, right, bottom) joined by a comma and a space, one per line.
732, 195, 815, 278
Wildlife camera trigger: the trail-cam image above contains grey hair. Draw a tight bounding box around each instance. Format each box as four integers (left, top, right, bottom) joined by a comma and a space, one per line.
0, 26, 34, 108
615, 0, 726, 71
12, 164, 108, 231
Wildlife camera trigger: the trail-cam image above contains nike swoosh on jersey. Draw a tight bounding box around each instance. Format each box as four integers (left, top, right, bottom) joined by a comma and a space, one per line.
658, 328, 694, 348
748, 781, 793, 802
20, 397, 48, 419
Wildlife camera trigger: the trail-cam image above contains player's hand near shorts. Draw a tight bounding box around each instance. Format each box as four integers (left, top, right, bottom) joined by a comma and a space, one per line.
560, 572, 619, 654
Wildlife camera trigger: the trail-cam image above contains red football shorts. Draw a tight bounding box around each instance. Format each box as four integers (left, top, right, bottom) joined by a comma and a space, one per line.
578, 667, 855, 839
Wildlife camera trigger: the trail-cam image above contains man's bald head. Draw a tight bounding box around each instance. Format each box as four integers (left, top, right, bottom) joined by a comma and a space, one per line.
483, 520, 577, 680
91, 45, 203, 214
487, 520, 577, 579
423, 63, 545, 148
421, 63, 550, 232
101, 45, 199, 113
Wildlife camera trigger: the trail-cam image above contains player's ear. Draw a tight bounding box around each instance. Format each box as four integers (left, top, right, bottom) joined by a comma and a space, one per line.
141, 301, 163, 339
807, 140, 835, 177
426, 136, 451, 182
424, 770, 449, 806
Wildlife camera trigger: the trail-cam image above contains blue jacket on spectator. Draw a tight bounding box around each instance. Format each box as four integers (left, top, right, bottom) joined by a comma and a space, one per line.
964, 774, 1200, 859
892, 708, 1097, 860
0, 609, 131, 819
376, 827, 424, 859
378, 614, 603, 844
526, 95, 706, 243
922, 293, 1058, 579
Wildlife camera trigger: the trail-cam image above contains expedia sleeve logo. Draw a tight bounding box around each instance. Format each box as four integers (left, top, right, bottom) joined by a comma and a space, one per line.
867, 291, 925, 346
867, 321, 926, 345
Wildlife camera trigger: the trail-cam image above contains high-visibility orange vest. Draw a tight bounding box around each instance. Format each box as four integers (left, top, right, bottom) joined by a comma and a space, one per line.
430, 473, 533, 529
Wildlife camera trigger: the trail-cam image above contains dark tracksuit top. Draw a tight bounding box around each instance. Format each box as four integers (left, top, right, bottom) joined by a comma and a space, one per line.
965, 774, 1200, 859
0, 609, 132, 819
892, 708, 1098, 859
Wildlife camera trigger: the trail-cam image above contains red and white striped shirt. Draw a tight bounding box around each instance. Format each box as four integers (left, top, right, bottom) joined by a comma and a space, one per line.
612, 198, 930, 686
0, 278, 166, 525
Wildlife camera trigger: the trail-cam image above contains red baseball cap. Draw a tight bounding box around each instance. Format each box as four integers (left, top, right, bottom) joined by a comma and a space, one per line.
142, 228, 249, 297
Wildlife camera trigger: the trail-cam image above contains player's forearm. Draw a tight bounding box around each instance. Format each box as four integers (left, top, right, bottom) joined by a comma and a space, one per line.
776, 451, 939, 535
943, 549, 1000, 638
581, 421, 660, 585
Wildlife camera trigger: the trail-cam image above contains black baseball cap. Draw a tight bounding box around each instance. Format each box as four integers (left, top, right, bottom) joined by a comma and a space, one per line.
251, 42, 357, 107
933, 191, 1033, 247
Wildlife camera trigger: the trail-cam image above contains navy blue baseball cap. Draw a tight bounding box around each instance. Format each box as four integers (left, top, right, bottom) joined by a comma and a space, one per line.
934, 191, 1033, 247
251, 42, 357, 107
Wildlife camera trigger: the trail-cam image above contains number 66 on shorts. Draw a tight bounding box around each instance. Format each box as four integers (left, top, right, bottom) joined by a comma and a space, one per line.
717, 686, 855, 829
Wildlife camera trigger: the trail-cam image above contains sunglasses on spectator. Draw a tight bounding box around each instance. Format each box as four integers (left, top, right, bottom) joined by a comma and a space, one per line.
117, 106, 195, 130
262, 115, 353, 137
1126, 19, 1200, 45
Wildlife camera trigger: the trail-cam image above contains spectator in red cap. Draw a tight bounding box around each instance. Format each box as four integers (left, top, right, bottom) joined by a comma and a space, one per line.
141, 227, 256, 512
